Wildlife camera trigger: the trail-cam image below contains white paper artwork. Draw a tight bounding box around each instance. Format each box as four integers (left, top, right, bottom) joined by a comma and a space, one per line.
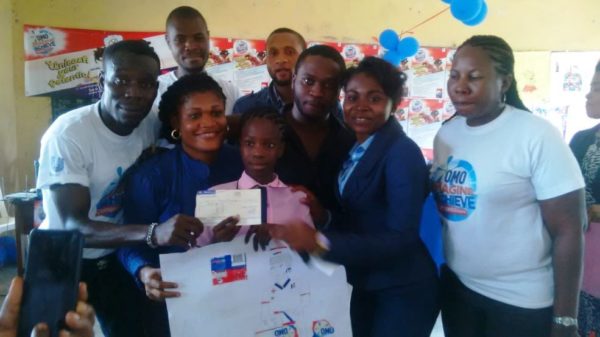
160, 237, 352, 337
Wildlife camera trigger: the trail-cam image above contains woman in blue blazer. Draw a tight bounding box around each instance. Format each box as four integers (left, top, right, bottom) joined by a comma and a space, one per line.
270, 57, 439, 337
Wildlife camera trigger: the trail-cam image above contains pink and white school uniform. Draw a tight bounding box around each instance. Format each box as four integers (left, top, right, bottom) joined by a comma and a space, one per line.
196, 171, 314, 246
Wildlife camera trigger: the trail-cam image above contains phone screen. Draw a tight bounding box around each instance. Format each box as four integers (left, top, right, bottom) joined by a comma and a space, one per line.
18, 229, 84, 337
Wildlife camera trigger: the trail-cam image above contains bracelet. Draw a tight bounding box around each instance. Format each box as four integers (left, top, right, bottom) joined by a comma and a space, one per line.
552, 316, 578, 327
146, 223, 159, 249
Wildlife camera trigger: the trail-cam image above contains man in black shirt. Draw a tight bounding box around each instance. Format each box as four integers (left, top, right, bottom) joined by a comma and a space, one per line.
276, 45, 354, 215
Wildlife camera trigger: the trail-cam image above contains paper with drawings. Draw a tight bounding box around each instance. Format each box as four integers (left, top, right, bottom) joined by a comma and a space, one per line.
195, 189, 261, 227
160, 237, 353, 337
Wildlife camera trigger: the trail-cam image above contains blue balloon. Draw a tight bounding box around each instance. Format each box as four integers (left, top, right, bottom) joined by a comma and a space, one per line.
397, 36, 420, 58
462, 1, 487, 26
382, 50, 404, 67
451, 0, 483, 22
379, 29, 399, 50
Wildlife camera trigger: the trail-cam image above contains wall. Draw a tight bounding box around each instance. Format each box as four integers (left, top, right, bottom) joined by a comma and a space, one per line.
4, 0, 600, 194
0, 0, 17, 195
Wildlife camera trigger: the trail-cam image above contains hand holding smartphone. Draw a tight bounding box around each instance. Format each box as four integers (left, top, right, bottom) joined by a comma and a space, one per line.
17, 229, 84, 337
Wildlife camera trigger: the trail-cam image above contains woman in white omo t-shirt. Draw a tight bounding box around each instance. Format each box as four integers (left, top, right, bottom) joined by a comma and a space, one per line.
431, 35, 585, 337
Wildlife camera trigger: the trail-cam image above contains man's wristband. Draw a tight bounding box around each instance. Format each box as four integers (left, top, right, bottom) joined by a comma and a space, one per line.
552, 316, 578, 327
146, 223, 159, 249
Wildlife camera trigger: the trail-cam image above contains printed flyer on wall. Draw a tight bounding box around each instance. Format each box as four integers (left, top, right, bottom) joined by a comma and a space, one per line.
403, 47, 453, 99
402, 98, 448, 162
550, 51, 600, 140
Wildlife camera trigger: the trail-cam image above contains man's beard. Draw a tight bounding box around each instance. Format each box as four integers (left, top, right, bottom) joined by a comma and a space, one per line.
269, 69, 292, 87
272, 78, 292, 86
293, 95, 331, 122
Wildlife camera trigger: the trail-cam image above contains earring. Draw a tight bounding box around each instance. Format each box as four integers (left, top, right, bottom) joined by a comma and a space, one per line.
226, 125, 230, 133
502, 93, 507, 103
170, 129, 180, 140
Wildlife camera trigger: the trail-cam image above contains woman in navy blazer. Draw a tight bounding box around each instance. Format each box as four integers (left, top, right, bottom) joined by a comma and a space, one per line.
270, 57, 439, 337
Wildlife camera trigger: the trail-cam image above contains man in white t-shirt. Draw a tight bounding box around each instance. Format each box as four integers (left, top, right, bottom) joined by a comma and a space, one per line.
36, 40, 205, 337
150, 6, 240, 130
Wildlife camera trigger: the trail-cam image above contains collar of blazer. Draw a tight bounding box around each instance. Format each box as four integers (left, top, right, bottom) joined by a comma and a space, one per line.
338, 117, 406, 199
350, 117, 405, 177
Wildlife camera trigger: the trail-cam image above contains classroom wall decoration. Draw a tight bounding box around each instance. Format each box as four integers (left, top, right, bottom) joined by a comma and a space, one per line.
24, 24, 596, 163
24, 24, 382, 99
378, 0, 488, 67
549, 51, 600, 140
24, 25, 452, 161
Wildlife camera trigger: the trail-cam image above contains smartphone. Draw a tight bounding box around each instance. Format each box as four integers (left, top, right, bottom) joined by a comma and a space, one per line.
18, 229, 84, 337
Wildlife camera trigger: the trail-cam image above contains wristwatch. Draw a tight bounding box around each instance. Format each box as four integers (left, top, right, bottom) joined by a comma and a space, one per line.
552, 316, 578, 327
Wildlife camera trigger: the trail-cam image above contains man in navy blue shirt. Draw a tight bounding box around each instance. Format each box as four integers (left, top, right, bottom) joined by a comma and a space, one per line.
233, 28, 306, 115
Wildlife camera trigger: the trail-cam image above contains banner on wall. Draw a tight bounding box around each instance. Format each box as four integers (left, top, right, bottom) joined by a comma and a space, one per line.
24, 25, 169, 97
24, 25, 383, 98
23, 24, 387, 123
23, 24, 600, 161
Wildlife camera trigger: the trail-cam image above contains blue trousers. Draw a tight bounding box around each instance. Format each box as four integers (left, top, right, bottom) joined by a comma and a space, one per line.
350, 277, 440, 337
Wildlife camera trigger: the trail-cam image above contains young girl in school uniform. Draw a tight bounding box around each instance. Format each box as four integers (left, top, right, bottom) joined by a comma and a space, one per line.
195, 106, 315, 248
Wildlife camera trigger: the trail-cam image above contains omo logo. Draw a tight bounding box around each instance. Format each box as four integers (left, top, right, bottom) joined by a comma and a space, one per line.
414, 48, 427, 62
273, 327, 292, 336
234, 40, 249, 54
343, 45, 358, 59
444, 169, 468, 185
431, 156, 477, 221
410, 99, 424, 113
31, 29, 56, 55
312, 320, 335, 337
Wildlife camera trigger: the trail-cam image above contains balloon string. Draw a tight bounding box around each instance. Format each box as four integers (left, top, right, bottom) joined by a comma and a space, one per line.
400, 7, 450, 37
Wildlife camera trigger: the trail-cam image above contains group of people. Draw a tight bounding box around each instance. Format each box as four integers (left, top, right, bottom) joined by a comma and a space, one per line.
8, 4, 592, 337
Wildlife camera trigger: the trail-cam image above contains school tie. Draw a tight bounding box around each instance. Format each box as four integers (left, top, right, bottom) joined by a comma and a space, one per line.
256, 185, 268, 223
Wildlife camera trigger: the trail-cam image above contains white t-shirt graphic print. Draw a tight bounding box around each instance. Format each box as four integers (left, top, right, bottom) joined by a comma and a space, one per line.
37, 102, 157, 259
